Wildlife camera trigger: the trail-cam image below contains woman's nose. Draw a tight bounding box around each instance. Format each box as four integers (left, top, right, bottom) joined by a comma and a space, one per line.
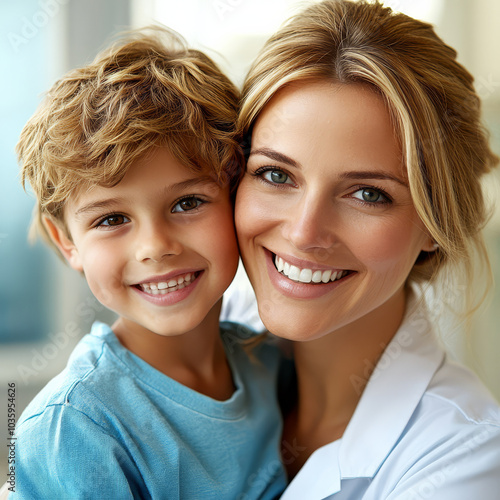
284, 194, 337, 253
135, 223, 182, 263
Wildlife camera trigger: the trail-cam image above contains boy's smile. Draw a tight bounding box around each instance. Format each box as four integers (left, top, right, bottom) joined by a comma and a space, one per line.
135, 270, 199, 295
132, 269, 203, 306
46, 146, 239, 344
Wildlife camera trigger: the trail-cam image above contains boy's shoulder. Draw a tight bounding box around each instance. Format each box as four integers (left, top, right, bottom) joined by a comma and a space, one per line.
16, 322, 123, 428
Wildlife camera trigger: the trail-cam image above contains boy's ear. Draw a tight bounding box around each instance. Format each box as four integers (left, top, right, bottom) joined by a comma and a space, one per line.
42, 216, 83, 272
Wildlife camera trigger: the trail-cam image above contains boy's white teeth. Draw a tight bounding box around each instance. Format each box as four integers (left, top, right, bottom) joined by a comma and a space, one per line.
274, 255, 346, 284
139, 273, 195, 295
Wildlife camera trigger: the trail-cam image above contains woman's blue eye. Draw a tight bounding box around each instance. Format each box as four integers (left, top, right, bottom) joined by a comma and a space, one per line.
263, 169, 292, 185
352, 188, 388, 204
99, 214, 129, 227
172, 197, 203, 212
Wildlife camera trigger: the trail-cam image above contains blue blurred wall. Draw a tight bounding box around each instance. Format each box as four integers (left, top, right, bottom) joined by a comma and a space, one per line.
0, 0, 58, 343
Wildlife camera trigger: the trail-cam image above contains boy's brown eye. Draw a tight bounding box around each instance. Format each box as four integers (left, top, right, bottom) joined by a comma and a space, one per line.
172, 197, 204, 213
180, 199, 198, 210
100, 214, 128, 227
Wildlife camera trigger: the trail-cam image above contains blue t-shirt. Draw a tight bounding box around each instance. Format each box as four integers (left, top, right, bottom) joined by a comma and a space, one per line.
11, 322, 287, 499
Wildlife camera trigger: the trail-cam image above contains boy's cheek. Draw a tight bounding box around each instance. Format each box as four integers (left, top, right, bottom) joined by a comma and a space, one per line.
213, 212, 239, 255
85, 275, 121, 310
67, 249, 84, 272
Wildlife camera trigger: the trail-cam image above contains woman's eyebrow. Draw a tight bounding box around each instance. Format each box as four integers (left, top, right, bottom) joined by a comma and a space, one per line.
338, 171, 409, 187
249, 147, 300, 168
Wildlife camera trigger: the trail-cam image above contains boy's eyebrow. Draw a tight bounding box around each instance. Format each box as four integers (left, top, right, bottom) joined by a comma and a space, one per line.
73, 198, 126, 218
163, 175, 217, 194
74, 176, 218, 218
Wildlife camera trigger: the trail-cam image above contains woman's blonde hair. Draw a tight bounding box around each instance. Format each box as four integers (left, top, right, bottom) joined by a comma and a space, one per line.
18, 26, 243, 255
239, 0, 499, 312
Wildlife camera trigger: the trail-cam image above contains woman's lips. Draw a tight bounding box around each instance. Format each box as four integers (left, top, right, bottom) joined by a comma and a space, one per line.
274, 254, 349, 283
264, 249, 354, 299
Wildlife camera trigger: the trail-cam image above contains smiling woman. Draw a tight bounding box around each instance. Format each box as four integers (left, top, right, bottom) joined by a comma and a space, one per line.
235, 0, 500, 497
237, 81, 435, 341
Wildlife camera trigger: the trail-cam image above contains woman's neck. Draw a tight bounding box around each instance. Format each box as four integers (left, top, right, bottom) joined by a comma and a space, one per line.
283, 287, 408, 478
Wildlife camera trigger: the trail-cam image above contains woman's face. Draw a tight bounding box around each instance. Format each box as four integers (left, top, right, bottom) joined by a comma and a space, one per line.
235, 80, 434, 341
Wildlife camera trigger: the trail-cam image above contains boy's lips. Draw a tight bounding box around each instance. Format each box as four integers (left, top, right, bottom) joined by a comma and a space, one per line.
131, 270, 203, 305
133, 270, 202, 295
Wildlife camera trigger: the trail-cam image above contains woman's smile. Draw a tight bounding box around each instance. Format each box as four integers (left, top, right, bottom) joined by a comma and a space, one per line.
273, 252, 352, 284
261, 247, 356, 300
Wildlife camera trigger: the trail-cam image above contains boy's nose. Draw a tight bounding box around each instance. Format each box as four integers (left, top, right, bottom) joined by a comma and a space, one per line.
135, 226, 182, 263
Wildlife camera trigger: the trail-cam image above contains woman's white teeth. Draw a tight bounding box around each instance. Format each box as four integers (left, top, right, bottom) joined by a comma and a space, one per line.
274, 255, 345, 284
276, 258, 284, 273
312, 270, 322, 283
140, 273, 194, 295
288, 265, 300, 281
298, 269, 312, 283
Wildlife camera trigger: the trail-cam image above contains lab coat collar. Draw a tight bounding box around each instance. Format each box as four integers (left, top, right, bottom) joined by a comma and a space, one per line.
284, 290, 445, 498
339, 292, 445, 479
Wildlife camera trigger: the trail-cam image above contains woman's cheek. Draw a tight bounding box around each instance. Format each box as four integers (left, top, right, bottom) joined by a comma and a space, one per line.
235, 182, 269, 240
354, 217, 424, 272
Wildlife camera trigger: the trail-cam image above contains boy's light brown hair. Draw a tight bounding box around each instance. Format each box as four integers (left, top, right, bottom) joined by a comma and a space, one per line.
18, 26, 243, 256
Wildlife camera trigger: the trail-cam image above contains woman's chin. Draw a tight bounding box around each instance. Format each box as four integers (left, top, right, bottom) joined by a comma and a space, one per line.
259, 310, 335, 342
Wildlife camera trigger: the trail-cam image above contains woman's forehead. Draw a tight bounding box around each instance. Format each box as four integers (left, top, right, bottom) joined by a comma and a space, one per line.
251, 80, 406, 178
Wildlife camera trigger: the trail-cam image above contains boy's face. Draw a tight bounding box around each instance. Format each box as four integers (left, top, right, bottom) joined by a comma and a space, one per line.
46, 147, 239, 338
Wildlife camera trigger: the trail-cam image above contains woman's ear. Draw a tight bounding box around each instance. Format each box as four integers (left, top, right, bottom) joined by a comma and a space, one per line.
420, 235, 439, 253
42, 216, 83, 272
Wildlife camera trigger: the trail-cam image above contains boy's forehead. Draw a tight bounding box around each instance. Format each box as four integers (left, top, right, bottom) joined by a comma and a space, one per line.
125, 146, 223, 183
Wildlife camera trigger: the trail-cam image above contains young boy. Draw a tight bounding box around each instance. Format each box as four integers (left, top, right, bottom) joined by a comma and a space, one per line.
12, 28, 287, 499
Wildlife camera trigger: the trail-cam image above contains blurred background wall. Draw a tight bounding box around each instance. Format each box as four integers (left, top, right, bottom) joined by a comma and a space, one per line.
1, 0, 499, 478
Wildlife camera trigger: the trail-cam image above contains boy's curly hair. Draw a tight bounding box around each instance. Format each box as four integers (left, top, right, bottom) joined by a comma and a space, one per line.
18, 26, 243, 254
